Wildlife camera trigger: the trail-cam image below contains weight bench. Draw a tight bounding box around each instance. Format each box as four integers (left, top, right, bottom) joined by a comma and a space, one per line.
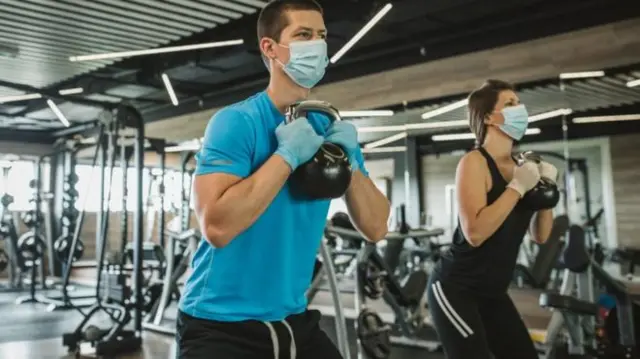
539, 292, 599, 316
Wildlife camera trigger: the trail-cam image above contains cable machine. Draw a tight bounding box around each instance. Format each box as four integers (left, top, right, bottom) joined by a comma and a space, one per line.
61, 104, 145, 357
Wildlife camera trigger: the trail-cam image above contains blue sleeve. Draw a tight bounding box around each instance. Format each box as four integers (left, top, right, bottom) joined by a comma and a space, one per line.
354, 146, 369, 177
195, 108, 254, 178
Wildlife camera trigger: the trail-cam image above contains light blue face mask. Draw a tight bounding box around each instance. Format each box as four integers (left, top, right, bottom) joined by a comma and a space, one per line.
271, 39, 329, 89
499, 104, 529, 140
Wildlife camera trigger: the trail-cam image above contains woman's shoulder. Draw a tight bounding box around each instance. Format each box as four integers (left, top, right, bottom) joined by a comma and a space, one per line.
458, 149, 488, 170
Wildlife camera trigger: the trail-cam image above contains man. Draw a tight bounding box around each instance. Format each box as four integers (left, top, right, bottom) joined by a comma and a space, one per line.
177, 1, 391, 358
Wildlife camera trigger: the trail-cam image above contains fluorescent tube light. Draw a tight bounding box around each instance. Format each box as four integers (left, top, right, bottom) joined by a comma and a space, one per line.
58, 87, 84, 95
406, 119, 467, 130
357, 125, 406, 133
0, 93, 42, 103
166, 138, 202, 152
47, 99, 71, 127
340, 110, 394, 117
529, 108, 573, 122
161, 73, 179, 106
69, 39, 244, 62
627, 79, 640, 88
572, 114, 640, 124
432, 128, 541, 142
559, 71, 604, 80
421, 99, 468, 120
330, 3, 393, 64
362, 146, 406, 153
364, 132, 407, 149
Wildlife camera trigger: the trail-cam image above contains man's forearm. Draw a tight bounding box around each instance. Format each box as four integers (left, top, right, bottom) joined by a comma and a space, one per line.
203, 154, 291, 245
345, 171, 390, 242
531, 208, 554, 243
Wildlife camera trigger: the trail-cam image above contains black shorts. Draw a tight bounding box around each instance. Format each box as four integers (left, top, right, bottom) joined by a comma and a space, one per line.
427, 276, 538, 359
176, 309, 343, 359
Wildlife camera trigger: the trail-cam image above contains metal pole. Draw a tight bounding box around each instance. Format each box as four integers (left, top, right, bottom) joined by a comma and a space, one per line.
319, 239, 351, 359
133, 111, 145, 335
158, 140, 166, 249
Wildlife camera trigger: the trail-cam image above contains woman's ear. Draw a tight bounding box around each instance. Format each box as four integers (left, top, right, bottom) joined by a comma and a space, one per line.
485, 111, 504, 126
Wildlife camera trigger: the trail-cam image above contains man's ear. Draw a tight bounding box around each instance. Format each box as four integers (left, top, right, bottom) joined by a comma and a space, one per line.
259, 38, 276, 60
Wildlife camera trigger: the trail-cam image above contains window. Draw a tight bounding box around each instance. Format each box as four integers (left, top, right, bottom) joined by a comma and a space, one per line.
0, 160, 49, 212
74, 165, 151, 212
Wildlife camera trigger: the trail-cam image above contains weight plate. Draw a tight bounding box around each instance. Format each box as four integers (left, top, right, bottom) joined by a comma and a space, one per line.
356, 309, 391, 359
16, 232, 46, 267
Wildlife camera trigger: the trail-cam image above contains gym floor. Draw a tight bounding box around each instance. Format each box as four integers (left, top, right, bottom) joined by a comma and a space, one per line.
0, 284, 551, 359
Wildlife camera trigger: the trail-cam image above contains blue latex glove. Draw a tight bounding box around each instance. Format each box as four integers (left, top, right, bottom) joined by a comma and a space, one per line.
325, 121, 363, 173
275, 117, 324, 171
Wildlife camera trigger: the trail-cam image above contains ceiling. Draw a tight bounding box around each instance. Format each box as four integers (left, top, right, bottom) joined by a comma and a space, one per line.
0, 0, 639, 147
353, 64, 640, 155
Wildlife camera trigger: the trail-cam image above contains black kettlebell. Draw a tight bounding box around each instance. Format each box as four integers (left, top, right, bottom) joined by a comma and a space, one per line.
517, 151, 560, 211
287, 101, 352, 200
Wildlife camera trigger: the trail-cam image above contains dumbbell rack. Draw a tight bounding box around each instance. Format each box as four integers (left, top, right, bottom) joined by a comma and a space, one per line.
15, 157, 49, 306
43, 160, 94, 311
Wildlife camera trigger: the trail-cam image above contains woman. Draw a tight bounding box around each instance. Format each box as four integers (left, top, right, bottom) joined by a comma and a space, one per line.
427, 80, 557, 359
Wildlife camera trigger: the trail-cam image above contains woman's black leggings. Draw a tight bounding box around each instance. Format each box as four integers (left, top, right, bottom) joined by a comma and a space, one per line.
427, 277, 538, 359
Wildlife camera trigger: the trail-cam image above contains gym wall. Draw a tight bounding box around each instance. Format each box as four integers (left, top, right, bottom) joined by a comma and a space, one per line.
609, 133, 640, 249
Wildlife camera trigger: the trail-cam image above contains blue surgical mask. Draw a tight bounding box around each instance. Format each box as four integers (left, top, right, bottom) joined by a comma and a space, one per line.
274, 39, 329, 89
499, 104, 529, 140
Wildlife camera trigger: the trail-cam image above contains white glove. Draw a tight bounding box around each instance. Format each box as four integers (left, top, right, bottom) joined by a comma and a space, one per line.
538, 161, 558, 184
507, 161, 541, 197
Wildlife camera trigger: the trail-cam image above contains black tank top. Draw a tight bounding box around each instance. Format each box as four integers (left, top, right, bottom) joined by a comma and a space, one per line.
434, 147, 535, 296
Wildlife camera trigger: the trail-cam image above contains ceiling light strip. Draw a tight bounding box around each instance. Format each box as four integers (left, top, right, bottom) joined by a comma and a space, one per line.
572, 114, 640, 124
330, 3, 393, 64
69, 39, 244, 62
364, 132, 407, 149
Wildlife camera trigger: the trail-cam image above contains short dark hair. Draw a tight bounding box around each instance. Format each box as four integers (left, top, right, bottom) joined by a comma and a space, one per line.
257, 0, 323, 43
467, 79, 515, 146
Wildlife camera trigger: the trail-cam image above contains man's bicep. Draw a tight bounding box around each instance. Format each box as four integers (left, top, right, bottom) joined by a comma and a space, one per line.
193, 172, 243, 216
195, 109, 254, 178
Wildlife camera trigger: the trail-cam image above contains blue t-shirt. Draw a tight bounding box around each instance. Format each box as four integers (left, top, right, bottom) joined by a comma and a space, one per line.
179, 91, 368, 322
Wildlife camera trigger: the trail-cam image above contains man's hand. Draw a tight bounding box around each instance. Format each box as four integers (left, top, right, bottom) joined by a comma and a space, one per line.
275, 117, 324, 171
325, 121, 361, 172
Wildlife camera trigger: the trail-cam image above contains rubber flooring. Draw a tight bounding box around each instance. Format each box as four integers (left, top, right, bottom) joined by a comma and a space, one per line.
0, 287, 94, 344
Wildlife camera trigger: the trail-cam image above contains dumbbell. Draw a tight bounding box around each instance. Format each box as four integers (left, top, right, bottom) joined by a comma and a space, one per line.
517, 151, 560, 211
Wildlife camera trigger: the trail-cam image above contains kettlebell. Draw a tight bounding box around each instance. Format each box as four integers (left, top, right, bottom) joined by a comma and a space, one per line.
517, 151, 560, 211
286, 101, 352, 200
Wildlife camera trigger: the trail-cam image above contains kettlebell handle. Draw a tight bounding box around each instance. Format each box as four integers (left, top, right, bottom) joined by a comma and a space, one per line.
516, 150, 542, 165
285, 100, 342, 124
517, 151, 557, 183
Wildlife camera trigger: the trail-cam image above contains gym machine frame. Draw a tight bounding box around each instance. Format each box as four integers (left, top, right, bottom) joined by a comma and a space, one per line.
539, 225, 639, 358
62, 104, 145, 357
326, 225, 443, 359
142, 150, 197, 336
